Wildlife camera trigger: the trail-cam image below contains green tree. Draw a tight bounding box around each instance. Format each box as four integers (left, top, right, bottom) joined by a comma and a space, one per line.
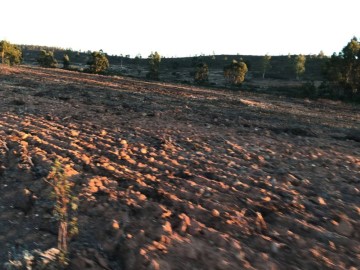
194, 62, 209, 84
87, 50, 109, 73
0, 40, 22, 65
37, 50, 58, 68
223, 60, 248, 85
63, 54, 70, 69
147, 51, 161, 80
294, 54, 306, 80
261, 54, 271, 79
324, 37, 360, 97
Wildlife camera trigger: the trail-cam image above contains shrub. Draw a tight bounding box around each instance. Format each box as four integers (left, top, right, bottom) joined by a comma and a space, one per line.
194, 62, 209, 84
223, 60, 248, 85
37, 50, 58, 68
299, 81, 318, 99
63, 54, 70, 69
87, 50, 109, 74
0, 40, 22, 66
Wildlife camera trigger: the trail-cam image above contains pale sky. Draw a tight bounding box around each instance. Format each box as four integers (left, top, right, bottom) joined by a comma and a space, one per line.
1, 0, 359, 57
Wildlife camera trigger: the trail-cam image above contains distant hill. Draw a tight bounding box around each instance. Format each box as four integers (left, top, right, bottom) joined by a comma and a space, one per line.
19, 44, 327, 81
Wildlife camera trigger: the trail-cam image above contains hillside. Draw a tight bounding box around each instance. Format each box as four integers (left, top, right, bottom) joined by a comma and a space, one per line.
19, 45, 327, 83
0, 65, 359, 269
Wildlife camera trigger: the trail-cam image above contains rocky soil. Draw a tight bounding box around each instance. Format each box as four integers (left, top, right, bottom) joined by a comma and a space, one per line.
0, 65, 359, 269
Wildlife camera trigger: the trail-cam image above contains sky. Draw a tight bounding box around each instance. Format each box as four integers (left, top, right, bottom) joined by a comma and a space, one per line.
1, 0, 359, 57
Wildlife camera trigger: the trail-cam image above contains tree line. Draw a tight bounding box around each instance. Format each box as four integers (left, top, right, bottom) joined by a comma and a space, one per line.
1, 37, 359, 101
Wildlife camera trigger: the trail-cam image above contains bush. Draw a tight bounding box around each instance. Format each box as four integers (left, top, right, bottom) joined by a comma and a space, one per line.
0, 40, 22, 66
223, 60, 248, 85
299, 81, 318, 99
63, 54, 70, 69
87, 51, 109, 74
37, 50, 58, 68
194, 62, 209, 84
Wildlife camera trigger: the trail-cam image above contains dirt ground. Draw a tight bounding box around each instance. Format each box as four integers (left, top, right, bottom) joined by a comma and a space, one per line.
0, 65, 359, 269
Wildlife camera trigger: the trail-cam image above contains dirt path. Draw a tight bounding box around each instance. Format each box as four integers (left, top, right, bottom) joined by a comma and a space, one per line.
0, 65, 359, 269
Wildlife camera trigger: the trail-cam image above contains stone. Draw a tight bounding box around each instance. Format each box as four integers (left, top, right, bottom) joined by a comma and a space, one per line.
120, 139, 128, 146
69, 256, 96, 270
336, 219, 354, 237
178, 213, 191, 233
22, 248, 63, 270
112, 219, 120, 230
318, 197, 326, 205
149, 259, 160, 270
70, 130, 80, 137
211, 209, 220, 217
14, 188, 34, 214
163, 221, 173, 234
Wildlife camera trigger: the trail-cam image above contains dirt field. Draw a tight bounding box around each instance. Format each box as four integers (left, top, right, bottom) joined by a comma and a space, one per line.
0, 65, 359, 269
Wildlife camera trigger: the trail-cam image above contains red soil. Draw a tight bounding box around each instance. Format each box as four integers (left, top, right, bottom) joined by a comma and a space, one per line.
0, 65, 359, 269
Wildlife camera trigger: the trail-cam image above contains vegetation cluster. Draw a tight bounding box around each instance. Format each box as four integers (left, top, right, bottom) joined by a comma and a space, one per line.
1, 37, 359, 102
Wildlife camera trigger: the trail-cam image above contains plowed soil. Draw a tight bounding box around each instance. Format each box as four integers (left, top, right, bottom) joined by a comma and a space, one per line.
0, 65, 359, 270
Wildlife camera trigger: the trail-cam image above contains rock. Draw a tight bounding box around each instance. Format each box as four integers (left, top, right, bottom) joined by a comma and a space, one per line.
235, 251, 246, 261
0, 165, 5, 175
317, 197, 326, 205
178, 213, 191, 234
70, 130, 80, 137
271, 242, 279, 254
93, 250, 111, 270
5, 248, 63, 270
112, 219, 120, 230
152, 240, 167, 251
163, 221, 173, 234
174, 169, 193, 179
14, 188, 34, 214
120, 139, 128, 146
211, 209, 220, 217
69, 256, 97, 270
81, 154, 91, 165
138, 194, 147, 201
34, 248, 61, 267
345, 130, 360, 142
336, 219, 354, 237
149, 259, 160, 270
186, 246, 198, 259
